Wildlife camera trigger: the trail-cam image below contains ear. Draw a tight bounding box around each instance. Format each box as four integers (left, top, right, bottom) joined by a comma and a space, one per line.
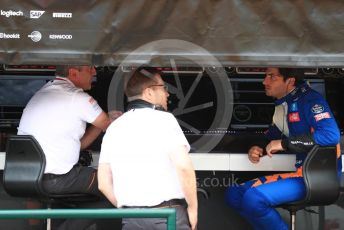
287, 78, 295, 85
142, 87, 152, 100
68, 68, 80, 84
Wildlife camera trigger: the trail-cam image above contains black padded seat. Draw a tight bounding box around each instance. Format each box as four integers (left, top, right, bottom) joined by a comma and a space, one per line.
3, 135, 98, 228
278, 145, 340, 230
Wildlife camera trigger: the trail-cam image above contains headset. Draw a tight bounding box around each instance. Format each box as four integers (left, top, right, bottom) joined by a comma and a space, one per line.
126, 99, 166, 112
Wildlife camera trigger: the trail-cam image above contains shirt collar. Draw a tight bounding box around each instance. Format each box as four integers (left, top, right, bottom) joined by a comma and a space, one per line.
274, 81, 310, 105
55, 76, 76, 87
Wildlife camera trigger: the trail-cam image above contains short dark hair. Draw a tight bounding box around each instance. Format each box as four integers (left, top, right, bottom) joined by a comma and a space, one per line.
125, 67, 162, 98
279, 68, 305, 86
55, 65, 82, 77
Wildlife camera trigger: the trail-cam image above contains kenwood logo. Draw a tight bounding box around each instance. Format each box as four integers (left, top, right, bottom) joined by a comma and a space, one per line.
30, 10, 45, 19
52, 12, 72, 18
0, 32, 20, 39
0, 10, 23, 17
49, 34, 72, 40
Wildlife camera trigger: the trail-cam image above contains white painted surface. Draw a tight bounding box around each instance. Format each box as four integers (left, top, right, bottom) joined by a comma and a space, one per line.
229, 154, 296, 171
1, 151, 343, 172
188, 153, 230, 171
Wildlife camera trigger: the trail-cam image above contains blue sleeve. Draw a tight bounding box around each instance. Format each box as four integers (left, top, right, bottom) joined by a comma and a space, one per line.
303, 94, 340, 146
265, 124, 282, 141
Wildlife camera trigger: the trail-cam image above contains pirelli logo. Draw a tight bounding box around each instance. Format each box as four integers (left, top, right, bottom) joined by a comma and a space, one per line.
52, 12, 72, 18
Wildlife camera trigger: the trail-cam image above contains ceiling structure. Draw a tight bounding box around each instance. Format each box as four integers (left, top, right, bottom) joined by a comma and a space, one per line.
0, 0, 343, 67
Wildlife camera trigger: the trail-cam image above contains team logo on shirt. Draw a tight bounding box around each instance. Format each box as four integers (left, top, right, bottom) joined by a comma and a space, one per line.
311, 104, 324, 114
288, 112, 300, 122
290, 103, 298, 112
314, 112, 331, 122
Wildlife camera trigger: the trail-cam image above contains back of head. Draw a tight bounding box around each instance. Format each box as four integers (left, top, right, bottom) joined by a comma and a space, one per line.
125, 67, 162, 100
55, 65, 70, 78
55, 65, 80, 78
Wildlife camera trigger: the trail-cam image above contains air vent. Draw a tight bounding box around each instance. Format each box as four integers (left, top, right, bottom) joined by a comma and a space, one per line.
3, 65, 56, 72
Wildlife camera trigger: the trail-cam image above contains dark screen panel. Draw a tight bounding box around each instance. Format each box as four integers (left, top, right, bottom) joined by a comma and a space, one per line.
0, 79, 47, 106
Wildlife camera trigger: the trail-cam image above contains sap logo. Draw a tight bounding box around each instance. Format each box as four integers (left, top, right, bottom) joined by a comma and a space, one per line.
49, 34, 72, 40
30, 10, 45, 19
0, 10, 23, 17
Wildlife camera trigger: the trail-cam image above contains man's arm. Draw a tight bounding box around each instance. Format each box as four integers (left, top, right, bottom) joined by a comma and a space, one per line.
248, 124, 279, 163
281, 99, 340, 153
98, 163, 117, 206
169, 145, 198, 230
280, 134, 315, 153
80, 112, 110, 150
80, 110, 123, 150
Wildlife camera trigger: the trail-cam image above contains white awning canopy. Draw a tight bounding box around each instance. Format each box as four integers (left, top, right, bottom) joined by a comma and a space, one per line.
0, 0, 343, 67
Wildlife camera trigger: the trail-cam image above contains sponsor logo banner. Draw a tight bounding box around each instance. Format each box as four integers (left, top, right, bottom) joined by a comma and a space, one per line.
0, 10, 23, 17
52, 12, 72, 18
49, 34, 72, 40
290, 102, 298, 112
28, 31, 42, 42
311, 104, 324, 114
0, 32, 20, 39
30, 10, 45, 19
314, 112, 331, 122
288, 112, 300, 122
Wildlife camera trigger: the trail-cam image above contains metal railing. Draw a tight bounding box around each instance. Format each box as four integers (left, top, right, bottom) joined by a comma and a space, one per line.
0, 208, 177, 230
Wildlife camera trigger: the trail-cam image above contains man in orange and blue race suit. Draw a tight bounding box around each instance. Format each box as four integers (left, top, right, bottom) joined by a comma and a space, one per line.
225, 67, 342, 230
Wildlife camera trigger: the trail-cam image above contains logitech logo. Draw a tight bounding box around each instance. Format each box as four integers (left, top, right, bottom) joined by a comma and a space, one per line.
30, 10, 45, 19
28, 31, 42, 42
0, 10, 24, 17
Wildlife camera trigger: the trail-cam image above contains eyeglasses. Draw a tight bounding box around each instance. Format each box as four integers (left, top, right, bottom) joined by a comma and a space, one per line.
75, 66, 96, 73
148, 84, 168, 91
265, 74, 281, 81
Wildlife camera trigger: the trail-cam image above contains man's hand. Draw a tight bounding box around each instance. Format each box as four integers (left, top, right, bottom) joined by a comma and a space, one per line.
248, 146, 264, 163
108, 110, 122, 122
169, 145, 198, 230
265, 140, 283, 157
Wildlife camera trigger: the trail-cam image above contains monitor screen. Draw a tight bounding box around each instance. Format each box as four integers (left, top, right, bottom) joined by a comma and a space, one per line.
0, 79, 48, 106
